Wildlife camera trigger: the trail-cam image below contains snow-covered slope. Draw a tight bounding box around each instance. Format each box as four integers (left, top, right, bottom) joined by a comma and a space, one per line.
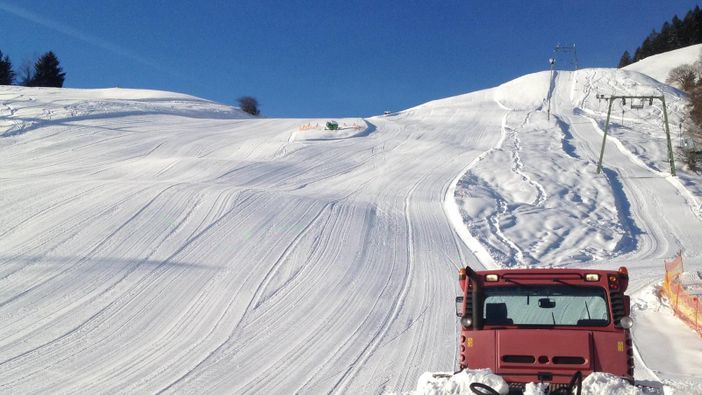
452, 66, 702, 393
455, 68, 695, 269
0, 84, 504, 393
624, 43, 702, 83
1, 50, 702, 394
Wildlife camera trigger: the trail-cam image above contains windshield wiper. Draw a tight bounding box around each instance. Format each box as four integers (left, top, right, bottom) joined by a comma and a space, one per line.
585, 300, 591, 320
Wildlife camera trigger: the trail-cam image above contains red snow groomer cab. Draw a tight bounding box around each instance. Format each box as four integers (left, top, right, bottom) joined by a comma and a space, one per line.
456, 266, 634, 388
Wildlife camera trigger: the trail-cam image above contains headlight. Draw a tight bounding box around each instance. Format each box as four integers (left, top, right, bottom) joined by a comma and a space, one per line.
585, 273, 599, 281
619, 316, 634, 329
461, 316, 473, 328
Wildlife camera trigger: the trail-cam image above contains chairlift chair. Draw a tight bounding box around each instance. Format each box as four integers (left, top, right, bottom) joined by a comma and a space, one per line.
630, 98, 645, 109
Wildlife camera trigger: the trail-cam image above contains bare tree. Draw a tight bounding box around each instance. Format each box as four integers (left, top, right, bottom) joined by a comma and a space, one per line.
17, 58, 35, 86
237, 96, 260, 116
667, 64, 698, 92
681, 70, 702, 172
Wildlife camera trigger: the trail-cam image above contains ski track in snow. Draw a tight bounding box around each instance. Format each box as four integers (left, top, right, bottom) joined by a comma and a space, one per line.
0, 86, 510, 393
450, 67, 702, 391
2, 62, 702, 394
328, 178, 421, 394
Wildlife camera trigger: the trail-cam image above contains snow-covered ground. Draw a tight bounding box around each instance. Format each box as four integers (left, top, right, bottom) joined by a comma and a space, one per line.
449, 49, 702, 394
410, 369, 642, 395
1, 46, 701, 394
624, 44, 702, 84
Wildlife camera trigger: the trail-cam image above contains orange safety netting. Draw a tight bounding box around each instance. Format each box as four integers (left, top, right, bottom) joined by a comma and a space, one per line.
662, 254, 702, 337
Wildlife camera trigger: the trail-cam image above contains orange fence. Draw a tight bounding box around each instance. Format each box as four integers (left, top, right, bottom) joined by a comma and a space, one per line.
662, 253, 702, 337
299, 123, 320, 131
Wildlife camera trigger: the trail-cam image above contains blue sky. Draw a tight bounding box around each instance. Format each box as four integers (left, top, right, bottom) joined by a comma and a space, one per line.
1, 1, 700, 117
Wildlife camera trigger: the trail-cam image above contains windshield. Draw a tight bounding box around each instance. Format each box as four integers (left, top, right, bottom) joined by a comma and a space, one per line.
482, 285, 610, 326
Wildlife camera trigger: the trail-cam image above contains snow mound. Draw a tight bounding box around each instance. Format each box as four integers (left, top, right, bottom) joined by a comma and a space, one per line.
523, 382, 549, 395
410, 369, 509, 395
580, 372, 642, 395
406, 370, 643, 395
624, 44, 702, 83
494, 71, 551, 111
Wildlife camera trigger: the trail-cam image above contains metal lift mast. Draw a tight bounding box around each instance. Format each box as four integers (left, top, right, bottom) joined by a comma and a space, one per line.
596, 94, 676, 176
553, 44, 578, 70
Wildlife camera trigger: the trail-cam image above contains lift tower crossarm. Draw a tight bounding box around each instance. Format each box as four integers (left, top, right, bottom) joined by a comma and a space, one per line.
595, 95, 676, 176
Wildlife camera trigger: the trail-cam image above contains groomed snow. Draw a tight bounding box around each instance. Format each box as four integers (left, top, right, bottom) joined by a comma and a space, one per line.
0, 84, 506, 393
1, 46, 702, 394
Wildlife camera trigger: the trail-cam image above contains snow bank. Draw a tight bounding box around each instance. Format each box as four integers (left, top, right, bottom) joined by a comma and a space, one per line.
580, 372, 642, 395
494, 71, 551, 111
627, 283, 702, 393
408, 369, 509, 395
523, 382, 548, 395
404, 370, 643, 395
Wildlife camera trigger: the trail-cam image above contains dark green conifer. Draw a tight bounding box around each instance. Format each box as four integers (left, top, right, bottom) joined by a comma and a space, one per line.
27, 51, 65, 88
0, 50, 15, 85
617, 51, 632, 68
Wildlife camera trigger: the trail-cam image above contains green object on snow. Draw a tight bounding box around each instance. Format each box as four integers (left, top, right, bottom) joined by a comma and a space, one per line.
326, 121, 339, 130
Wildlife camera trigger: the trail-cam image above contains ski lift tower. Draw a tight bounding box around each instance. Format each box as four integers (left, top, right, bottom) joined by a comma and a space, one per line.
547, 57, 556, 120
553, 43, 578, 70
595, 94, 676, 176
547, 44, 576, 121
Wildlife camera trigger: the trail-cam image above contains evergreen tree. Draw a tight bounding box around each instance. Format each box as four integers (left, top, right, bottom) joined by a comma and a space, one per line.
0, 50, 15, 85
671, 15, 684, 47
658, 22, 676, 51
620, 6, 702, 66
633, 47, 642, 62
639, 30, 659, 59
618, 51, 632, 68
694, 5, 702, 44
681, 9, 696, 45
27, 51, 65, 87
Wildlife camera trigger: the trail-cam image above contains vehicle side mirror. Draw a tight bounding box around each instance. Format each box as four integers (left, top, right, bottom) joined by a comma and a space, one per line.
456, 296, 465, 317
538, 298, 556, 309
